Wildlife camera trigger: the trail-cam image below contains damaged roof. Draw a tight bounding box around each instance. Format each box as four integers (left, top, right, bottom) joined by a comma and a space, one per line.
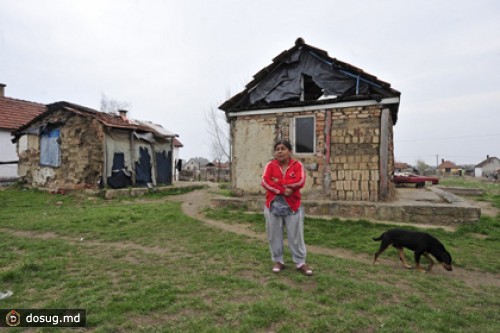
220, 38, 401, 123
0, 96, 46, 131
15, 101, 177, 139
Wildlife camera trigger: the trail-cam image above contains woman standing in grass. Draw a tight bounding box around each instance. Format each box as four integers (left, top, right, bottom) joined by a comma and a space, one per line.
261, 140, 312, 276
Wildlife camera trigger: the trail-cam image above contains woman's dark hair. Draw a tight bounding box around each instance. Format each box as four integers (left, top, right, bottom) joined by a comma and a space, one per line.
274, 139, 292, 151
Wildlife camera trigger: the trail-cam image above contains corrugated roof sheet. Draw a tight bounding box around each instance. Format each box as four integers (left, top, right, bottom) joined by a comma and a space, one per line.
173, 137, 183, 147
0, 97, 46, 131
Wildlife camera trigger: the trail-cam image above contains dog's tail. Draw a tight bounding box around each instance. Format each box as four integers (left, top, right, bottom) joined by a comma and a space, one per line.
372, 235, 383, 241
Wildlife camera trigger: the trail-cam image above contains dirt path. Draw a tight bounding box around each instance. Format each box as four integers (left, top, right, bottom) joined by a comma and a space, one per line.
170, 187, 500, 288
3, 186, 498, 289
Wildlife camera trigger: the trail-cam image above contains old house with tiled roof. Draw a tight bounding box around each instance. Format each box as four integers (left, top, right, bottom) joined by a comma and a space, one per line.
437, 159, 459, 176
393, 162, 417, 175
220, 38, 401, 201
13, 101, 178, 190
0, 84, 46, 179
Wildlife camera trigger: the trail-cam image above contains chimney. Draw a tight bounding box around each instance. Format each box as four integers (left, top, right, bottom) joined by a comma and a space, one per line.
295, 37, 305, 45
0, 83, 5, 97
118, 109, 128, 120
441, 158, 444, 164
487, 155, 490, 159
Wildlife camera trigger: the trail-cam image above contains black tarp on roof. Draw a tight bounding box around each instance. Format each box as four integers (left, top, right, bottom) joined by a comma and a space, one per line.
220, 38, 401, 124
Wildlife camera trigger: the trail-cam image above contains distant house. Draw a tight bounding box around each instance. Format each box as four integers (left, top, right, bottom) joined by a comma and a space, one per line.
13, 101, 179, 190
437, 159, 459, 176
394, 162, 417, 175
179, 157, 231, 182
394, 162, 410, 171
184, 157, 210, 171
219, 38, 401, 201
0, 84, 46, 180
204, 161, 230, 182
474, 156, 500, 178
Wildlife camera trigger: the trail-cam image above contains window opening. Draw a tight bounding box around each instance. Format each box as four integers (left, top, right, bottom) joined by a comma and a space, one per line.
301, 74, 323, 101
294, 116, 315, 153
40, 128, 61, 167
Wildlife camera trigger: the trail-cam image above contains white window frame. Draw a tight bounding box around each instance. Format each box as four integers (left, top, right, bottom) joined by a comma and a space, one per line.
291, 115, 316, 155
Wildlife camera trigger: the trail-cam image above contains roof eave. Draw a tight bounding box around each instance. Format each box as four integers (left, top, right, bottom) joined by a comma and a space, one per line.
226, 97, 400, 118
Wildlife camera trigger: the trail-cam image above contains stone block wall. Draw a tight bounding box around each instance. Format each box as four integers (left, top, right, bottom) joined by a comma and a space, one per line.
328, 106, 390, 201
59, 115, 104, 188
18, 111, 105, 189
229, 104, 395, 201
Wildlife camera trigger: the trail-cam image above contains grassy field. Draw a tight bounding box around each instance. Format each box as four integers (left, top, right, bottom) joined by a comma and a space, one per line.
0, 180, 499, 332
438, 176, 500, 208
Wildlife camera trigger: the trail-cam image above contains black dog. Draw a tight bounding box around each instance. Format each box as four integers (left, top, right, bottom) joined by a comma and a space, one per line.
372, 229, 453, 272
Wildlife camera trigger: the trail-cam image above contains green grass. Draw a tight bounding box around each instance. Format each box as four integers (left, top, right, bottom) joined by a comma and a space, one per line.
439, 176, 500, 208
0, 185, 499, 332
206, 209, 500, 273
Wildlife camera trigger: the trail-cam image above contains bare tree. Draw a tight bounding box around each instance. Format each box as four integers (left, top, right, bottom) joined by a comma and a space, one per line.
416, 159, 429, 175
205, 107, 231, 163
100, 93, 130, 114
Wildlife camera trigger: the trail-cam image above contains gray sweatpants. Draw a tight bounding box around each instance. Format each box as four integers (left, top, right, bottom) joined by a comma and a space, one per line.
264, 207, 307, 267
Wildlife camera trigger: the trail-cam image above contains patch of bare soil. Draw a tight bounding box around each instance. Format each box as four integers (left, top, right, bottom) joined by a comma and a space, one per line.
4, 186, 498, 289
1, 229, 184, 258
171, 187, 500, 289
470, 200, 500, 218
169, 188, 266, 241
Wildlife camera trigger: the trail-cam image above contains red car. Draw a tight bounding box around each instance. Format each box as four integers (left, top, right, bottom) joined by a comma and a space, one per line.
392, 174, 439, 188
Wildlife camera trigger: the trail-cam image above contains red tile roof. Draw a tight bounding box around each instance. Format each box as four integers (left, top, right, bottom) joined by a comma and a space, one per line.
438, 161, 457, 169
16, 101, 177, 139
0, 97, 46, 131
394, 162, 410, 170
60, 103, 153, 132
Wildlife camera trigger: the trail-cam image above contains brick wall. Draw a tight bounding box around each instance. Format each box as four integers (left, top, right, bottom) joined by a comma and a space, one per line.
328, 106, 392, 201
230, 104, 395, 201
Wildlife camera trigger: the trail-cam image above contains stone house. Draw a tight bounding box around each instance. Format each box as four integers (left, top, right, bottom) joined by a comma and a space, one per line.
13, 101, 178, 190
0, 83, 46, 180
474, 155, 500, 178
219, 38, 401, 201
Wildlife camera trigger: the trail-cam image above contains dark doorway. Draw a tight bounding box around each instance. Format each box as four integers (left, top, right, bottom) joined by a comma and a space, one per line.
156, 150, 172, 185
135, 147, 152, 186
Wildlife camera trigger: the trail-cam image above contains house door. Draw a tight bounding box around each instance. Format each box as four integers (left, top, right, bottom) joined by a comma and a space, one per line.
156, 150, 172, 185
135, 147, 152, 186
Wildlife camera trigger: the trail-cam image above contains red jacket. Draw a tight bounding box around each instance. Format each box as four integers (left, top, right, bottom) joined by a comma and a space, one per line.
261, 158, 306, 212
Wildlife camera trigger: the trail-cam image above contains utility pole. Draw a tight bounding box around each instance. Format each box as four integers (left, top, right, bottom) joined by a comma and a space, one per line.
436, 155, 439, 176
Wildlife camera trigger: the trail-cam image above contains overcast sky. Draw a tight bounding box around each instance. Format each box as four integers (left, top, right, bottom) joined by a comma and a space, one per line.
1, 0, 499, 166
